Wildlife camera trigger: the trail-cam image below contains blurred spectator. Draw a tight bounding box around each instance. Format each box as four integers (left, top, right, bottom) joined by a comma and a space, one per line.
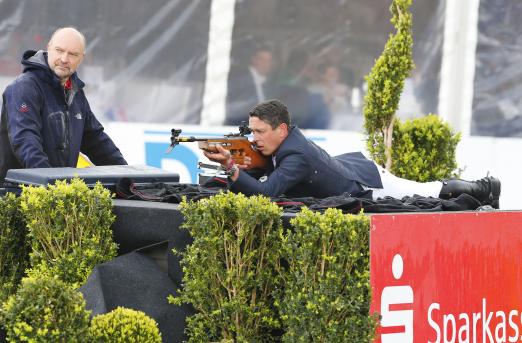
225, 44, 275, 125
272, 49, 331, 129
274, 49, 314, 87
308, 63, 351, 118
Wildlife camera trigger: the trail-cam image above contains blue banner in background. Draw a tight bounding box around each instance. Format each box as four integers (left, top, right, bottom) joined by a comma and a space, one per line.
145, 142, 200, 184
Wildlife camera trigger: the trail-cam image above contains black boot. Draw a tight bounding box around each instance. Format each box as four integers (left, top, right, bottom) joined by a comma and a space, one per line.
439, 176, 501, 209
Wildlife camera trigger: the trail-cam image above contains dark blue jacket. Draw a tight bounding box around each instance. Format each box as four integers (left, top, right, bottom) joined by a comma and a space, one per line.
230, 127, 382, 197
0, 50, 127, 183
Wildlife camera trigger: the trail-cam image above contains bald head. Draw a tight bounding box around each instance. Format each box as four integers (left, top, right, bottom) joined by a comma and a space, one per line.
49, 27, 86, 52
47, 27, 86, 85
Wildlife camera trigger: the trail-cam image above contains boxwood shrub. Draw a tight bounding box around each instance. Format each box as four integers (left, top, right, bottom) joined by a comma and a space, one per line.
278, 208, 376, 342
172, 193, 376, 342
19, 178, 118, 287
170, 192, 284, 342
89, 307, 161, 343
0, 194, 30, 303
0, 276, 91, 342
391, 114, 461, 182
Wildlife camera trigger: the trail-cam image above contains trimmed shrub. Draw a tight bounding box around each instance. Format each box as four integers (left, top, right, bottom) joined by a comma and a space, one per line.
364, 0, 414, 170
278, 208, 376, 342
89, 307, 161, 343
0, 276, 91, 342
364, 0, 460, 179
19, 178, 117, 287
170, 192, 284, 342
0, 194, 30, 303
391, 114, 461, 181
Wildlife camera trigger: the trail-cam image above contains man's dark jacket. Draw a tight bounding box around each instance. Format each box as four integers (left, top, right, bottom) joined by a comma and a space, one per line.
0, 50, 127, 183
230, 127, 382, 197
225, 66, 275, 126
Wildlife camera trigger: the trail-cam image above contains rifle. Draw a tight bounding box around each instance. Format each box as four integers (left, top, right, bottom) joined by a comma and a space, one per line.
167, 122, 270, 170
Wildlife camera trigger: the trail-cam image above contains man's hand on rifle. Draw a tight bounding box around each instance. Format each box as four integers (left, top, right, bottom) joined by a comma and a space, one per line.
203, 144, 250, 181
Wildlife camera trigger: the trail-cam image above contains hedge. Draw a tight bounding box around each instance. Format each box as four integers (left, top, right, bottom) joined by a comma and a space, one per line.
90, 307, 162, 343
279, 208, 376, 342
0, 276, 91, 342
170, 192, 284, 342
19, 178, 118, 287
172, 193, 376, 342
0, 194, 30, 303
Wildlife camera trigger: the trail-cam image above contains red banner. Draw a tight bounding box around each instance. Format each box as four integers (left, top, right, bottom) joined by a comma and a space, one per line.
370, 212, 522, 343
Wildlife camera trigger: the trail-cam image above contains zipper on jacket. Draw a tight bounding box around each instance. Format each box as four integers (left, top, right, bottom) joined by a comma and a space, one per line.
62, 87, 70, 161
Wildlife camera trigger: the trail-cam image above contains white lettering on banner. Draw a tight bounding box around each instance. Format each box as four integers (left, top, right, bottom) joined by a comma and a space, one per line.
428, 298, 522, 343
509, 310, 520, 343
381, 254, 414, 343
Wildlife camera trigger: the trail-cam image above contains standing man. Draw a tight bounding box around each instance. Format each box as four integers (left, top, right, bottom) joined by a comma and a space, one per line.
0, 27, 127, 184
204, 99, 501, 208
225, 45, 274, 126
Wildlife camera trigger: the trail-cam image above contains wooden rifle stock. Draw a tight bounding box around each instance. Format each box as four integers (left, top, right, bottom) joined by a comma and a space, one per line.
167, 122, 270, 170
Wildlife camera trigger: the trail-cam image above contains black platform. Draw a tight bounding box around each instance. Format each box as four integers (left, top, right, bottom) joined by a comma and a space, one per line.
3, 165, 179, 191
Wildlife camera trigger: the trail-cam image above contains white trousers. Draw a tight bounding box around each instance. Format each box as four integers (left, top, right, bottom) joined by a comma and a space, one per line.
365, 163, 443, 200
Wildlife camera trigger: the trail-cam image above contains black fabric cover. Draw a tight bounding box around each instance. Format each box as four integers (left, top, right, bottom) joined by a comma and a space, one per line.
115, 178, 222, 203
112, 199, 189, 255
79, 251, 194, 343
116, 179, 492, 213
272, 193, 487, 213
111, 199, 192, 286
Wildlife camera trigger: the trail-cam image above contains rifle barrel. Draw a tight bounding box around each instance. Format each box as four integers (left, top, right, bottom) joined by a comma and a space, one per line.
175, 137, 208, 142
175, 137, 247, 143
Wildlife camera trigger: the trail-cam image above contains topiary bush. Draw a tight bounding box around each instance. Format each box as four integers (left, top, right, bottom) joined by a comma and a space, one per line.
0, 194, 30, 303
89, 307, 161, 343
363, 0, 460, 180
391, 114, 461, 182
278, 208, 376, 343
0, 276, 91, 342
170, 192, 284, 342
19, 178, 118, 287
364, 0, 414, 170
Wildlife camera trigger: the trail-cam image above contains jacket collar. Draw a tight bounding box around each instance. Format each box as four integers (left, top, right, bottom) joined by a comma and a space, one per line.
273, 125, 301, 158
21, 50, 85, 90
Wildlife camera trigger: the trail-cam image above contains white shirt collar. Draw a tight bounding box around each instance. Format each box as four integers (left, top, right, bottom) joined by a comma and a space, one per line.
249, 66, 266, 84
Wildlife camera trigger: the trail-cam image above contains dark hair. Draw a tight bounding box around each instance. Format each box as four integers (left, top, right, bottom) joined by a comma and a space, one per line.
249, 99, 291, 128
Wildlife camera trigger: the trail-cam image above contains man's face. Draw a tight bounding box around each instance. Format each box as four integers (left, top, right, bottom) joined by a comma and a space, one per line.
47, 29, 84, 83
251, 50, 273, 76
322, 66, 340, 85
249, 116, 287, 156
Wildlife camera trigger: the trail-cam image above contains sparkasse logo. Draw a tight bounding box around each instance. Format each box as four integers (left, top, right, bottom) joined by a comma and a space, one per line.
379, 254, 522, 343
370, 213, 522, 343
428, 299, 522, 343
380, 254, 414, 342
